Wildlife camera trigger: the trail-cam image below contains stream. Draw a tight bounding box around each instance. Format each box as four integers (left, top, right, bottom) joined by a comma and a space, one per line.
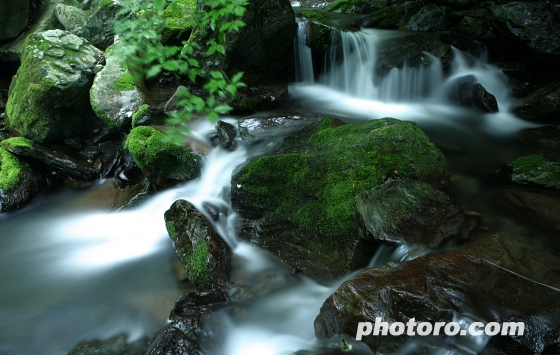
1, 16, 557, 355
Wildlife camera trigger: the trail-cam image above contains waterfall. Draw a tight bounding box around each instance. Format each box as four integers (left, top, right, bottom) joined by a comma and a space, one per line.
294, 18, 315, 84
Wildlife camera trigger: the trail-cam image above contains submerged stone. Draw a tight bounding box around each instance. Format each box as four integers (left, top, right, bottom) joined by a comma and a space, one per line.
5, 30, 102, 143
164, 200, 231, 289
231, 117, 449, 284
123, 126, 201, 189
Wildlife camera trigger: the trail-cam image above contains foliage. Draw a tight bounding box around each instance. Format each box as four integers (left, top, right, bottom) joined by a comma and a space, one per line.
113, 0, 248, 141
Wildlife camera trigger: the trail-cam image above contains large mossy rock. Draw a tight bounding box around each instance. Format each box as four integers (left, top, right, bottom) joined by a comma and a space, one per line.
314, 234, 560, 354
56, 1, 120, 50
490, 2, 560, 61
192, 0, 297, 80
513, 78, 560, 122
0, 137, 100, 180
5, 30, 102, 144
164, 200, 231, 289
161, 0, 197, 45
500, 154, 560, 189
355, 179, 466, 250
324, 0, 388, 13
123, 126, 201, 189
0, 148, 46, 212
0, 0, 29, 42
231, 118, 449, 284
90, 43, 148, 132
375, 33, 449, 78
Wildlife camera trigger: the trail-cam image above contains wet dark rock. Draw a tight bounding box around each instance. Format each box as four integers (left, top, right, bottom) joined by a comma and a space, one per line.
0, 0, 29, 42
164, 200, 231, 289
124, 126, 201, 190
114, 165, 144, 185
1, 137, 100, 180
67, 334, 149, 355
447, 74, 476, 106
216, 120, 237, 151
513, 78, 560, 122
436, 31, 486, 58
146, 290, 228, 355
376, 33, 450, 78
456, 15, 495, 42
232, 118, 449, 284
519, 126, 560, 156
0, 147, 46, 212
324, 0, 388, 13
0, 92, 6, 113
202, 202, 227, 221
131, 104, 167, 128
355, 179, 472, 250
232, 80, 289, 112
490, 2, 560, 61
163, 86, 188, 114
238, 115, 320, 144
361, 2, 421, 29
98, 142, 123, 179
315, 234, 560, 354
399, 4, 449, 32
499, 154, 560, 189
427, 0, 476, 10
472, 83, 499, 113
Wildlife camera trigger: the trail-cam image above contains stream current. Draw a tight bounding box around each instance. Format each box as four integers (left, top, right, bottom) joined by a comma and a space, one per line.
1, 18, 558, 355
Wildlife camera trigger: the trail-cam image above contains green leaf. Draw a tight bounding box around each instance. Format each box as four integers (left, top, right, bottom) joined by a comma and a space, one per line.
210, 71, 224, 79
188, 58, 199, 67
214, 104, 232, 114
162, 60, 180, 71
146, 65, 162, 78
231, 71, 244, 83
208, 111, 219, 122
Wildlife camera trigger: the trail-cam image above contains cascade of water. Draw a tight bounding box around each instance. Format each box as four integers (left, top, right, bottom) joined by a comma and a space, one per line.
294, 18, 315, 84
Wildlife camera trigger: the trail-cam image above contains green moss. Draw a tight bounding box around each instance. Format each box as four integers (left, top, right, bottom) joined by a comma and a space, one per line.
237, 118, 446, 239
0, 148, 27, 193
510, 154, 560, 188
166, 221, 177, 240
0, 137, 34, 150
124, 126, 197, 174
114, 71, 135, 91
131, 104, 150, 128
301, 11, 328, 25
185, 239, 212, 283
325, 0, 367, 13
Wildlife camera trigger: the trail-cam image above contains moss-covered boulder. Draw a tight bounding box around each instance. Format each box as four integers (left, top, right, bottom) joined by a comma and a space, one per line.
0, 148, 46, 212
123, 126, 201, 189
0, 137, 100, 180
5, 30, 102, 143
131, 104, 167, 128
231, 118, 449, 284
399, 3, 449, 32
164, 200, 231, 289
90, 43, 149, 132
56, 1, 120, 50
324, 0, 387, 14
161, 0, 196, 45
361, 2, 420, 29
355, 179, 471, 250
315, 234, 560, 354
500, 154, 560, 189
513, 78, 560, 122
0, 0, 29, 42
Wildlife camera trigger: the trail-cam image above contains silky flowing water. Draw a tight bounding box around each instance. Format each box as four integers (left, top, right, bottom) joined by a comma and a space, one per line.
1, 20, 557, 355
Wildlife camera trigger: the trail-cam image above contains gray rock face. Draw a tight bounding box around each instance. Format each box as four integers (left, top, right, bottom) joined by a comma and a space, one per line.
513, 78, 560, 122
491, 2, 560, 59
5, 30, 102, 143
399, 3, 449, 32
0, 0, 29, 42
90, 43, 148, 132
238, 115, 319, 144
315, 234, 560, 354
362, 2, 421, 29
355, 179, 468, 249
